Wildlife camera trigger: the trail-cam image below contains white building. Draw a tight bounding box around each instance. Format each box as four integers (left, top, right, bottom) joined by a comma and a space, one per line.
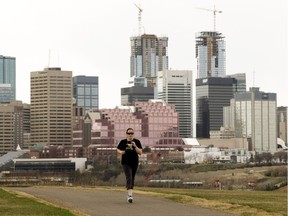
183, 138, 252, 164
184, 145, 227, 164
157, 70, 193, 138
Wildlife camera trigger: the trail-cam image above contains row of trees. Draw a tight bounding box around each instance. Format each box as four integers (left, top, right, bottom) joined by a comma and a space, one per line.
71, 150, 287, 186
251, 151, 287, 164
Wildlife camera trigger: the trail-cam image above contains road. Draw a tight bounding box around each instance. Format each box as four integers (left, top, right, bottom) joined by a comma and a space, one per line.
6, 187, 235, 216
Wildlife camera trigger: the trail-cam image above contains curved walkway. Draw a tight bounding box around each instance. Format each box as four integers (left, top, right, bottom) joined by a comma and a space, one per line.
6, 187, 234, 216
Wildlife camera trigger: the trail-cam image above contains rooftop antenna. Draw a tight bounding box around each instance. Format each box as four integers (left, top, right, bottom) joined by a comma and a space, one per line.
134, 3, 143, 35
196, 5, 222, 31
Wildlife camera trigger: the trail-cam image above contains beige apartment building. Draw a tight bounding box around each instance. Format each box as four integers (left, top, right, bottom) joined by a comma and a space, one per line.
0, 101, 24, 155
30, 67, 73, 147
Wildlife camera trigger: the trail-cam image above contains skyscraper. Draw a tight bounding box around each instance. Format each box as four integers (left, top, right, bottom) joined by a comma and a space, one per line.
73, 75, 99, 112
196, 77, 234, 138
121, 86, 154, 106
0, 101, 24, 155
0, 84, 14, 104
230, 88, 277, 152
130, 34, 168, 87
225, 73, 247, 94
30, 67, 72, 147
196, 31, 226, 78
277, 107, 288, 145
157, 70, 193, 138
0, 55, 16, 100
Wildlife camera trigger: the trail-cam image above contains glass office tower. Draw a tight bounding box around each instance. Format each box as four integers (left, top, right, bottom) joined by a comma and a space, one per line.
0, 84, 14, 104
196, 77, 234, 138
73, 75, 99, 112
0, 55, 16, 100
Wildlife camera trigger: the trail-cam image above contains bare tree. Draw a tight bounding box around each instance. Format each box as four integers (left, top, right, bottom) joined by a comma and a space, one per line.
273, 151, 286, 163
262, 152, 273, 163
254, 153, 264, 164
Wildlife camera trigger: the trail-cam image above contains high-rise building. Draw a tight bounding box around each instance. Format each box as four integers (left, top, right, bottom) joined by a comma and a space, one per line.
73, 75, 99, 112
196, 31, 226, 78
0, 101, 24, 155
277, 106, 288, 145
157, 70, 193, 138
228, 88, 277, 152
0, 55, 16, 100
23, 103, 31, 149
130, 34, 168, 87
23, 103, 30, 133
241, 88, 277, 151
121, 86, 154, 106
0, 84, 14, 104
128, 76, 147, 87
196, 77, 235, 138
30, 67, 72, 147
225, 73, 246, 94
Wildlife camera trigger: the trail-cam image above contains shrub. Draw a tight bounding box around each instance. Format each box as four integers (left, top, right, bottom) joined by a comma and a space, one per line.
265, 167, 287, 177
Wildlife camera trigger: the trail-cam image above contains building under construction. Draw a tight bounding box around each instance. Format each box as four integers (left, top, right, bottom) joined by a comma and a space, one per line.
196, 31, 226, 79
130, 34, 168, 88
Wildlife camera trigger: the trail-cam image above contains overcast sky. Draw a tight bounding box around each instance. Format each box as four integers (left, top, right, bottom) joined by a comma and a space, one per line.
1, 0, 287, 108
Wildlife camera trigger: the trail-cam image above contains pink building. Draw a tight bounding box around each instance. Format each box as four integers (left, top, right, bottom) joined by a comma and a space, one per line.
72, 100, 185, 159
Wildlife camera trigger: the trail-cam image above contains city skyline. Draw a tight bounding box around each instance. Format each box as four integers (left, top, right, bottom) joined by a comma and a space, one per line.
0, 0, 287, 108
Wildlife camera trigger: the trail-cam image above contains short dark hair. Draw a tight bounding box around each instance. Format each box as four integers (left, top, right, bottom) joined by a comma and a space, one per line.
126, 128, 134, 133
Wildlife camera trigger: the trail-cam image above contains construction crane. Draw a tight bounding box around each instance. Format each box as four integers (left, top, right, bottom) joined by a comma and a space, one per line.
134, 3, 143, 36
196, 5, 222, 31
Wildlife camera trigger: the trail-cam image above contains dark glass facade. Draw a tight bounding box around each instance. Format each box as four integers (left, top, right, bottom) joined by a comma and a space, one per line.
14, 160, 75, 172
73, 75, 99, 112
196, 77, 234, 138
121, 86, 154, 105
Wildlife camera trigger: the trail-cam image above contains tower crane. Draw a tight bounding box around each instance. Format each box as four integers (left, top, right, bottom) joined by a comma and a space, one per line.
134, 3, 143, 36
196, 5, 222, 31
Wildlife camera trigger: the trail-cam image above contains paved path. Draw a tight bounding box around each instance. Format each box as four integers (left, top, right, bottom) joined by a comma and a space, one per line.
6, 187, 234, 216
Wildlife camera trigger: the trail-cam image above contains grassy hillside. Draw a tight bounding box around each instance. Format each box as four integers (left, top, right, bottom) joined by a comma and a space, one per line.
118, 164, 287, 191
0, 188, 76, 216
135, 186, 287, 216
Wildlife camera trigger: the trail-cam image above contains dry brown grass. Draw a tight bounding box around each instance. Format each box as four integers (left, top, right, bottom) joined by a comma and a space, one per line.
135, 188, 287, 216
136, 165, 287, 190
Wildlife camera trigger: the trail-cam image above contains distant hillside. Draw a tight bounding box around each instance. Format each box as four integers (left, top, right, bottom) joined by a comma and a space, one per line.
130, 164, 288, 190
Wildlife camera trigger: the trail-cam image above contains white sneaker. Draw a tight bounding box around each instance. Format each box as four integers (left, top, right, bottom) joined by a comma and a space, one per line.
127, 195, 133, 203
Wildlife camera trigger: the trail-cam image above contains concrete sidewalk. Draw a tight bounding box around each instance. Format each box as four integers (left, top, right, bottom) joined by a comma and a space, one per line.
6, 187, 234, 216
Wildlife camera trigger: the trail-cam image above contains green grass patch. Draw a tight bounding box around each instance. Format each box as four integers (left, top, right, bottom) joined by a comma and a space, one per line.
136, 187, 287, 216
0, 188, 75, 216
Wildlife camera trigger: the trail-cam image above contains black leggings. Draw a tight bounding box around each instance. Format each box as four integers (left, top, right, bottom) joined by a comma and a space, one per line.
122, 164, 138, 190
